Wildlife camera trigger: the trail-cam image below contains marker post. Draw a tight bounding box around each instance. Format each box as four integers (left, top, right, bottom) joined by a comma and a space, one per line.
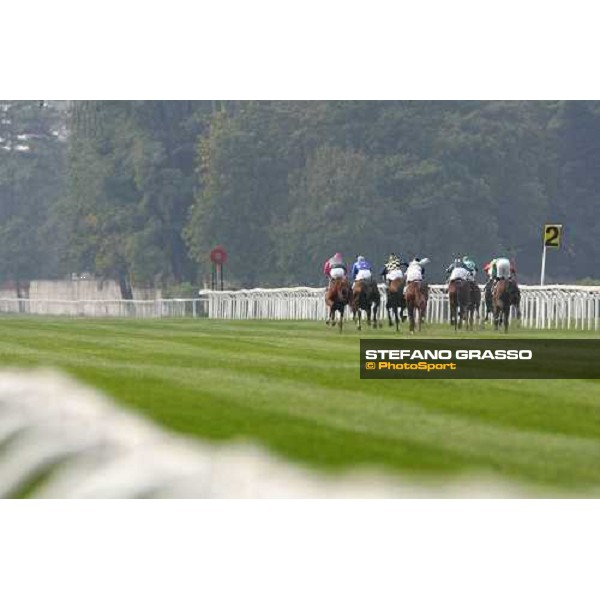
540, 244, 547, 286
210, 245, 228, 291
540, 224, 562, 286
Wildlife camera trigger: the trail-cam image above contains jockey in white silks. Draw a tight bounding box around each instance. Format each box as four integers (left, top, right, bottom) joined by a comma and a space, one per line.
351, 256, 373, 282
405, 257, 429, 283
446, 258, 467, 282
494, 257, 511, 280
449, 266, 469, 281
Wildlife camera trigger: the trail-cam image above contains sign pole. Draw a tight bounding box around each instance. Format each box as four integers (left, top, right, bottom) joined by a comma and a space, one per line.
541, 224, 562, 286
209, 246, 228, 292
540, 244, 547, 286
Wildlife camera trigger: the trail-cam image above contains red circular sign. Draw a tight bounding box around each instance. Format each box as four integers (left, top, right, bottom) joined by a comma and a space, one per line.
210, 246, 228, 265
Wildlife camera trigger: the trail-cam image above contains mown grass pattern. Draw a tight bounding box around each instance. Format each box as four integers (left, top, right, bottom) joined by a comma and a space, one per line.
1, 316, 600, 493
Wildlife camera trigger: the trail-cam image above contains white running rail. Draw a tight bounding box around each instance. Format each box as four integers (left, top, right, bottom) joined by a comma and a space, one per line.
2, 285, 600, 330
199, 284, 600, 330
0, 298, 204, 318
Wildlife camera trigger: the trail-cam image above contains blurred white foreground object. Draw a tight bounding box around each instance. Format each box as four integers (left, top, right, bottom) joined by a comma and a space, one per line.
0, 370, 525, 498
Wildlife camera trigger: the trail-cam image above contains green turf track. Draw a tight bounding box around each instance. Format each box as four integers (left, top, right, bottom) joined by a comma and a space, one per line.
1, 316, 600, 494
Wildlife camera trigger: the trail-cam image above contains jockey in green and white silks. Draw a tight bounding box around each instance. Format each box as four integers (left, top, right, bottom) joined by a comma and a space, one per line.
446, 257, 468, 282
462, 256, 478, 282
483, 257, 520, 319
487, 257, 512, 280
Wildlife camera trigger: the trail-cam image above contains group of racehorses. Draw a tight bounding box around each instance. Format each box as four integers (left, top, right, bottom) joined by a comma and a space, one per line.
325, 274, 521, 334
325, 276, 427, 334
448, 277, 520, 333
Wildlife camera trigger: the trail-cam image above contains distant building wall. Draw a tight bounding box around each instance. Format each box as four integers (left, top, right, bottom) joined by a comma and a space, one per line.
0, 285, 18, 299
2, 280, 162, 301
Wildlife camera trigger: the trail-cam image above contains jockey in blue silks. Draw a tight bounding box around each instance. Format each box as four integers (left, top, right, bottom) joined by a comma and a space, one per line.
351, 255, 373, 282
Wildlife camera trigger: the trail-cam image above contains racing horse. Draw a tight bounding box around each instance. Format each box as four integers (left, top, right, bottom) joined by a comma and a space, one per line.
492, 278, 518, 333
352, 279, 381, 331
385, 276, 406, 333
325, 278, 351, 332
467, 281, 482, 330
404, 280, 428, 334
483, 279, 494, 323
485, 278, 521, 328
448, 278, 471, 331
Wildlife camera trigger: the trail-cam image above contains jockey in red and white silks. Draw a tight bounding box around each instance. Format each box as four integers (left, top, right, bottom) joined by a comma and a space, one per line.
323, 252, 347, 281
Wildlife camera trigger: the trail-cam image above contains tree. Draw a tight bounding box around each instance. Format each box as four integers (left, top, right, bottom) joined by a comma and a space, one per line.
62, 101, 211, 294
0, 101, 66, 293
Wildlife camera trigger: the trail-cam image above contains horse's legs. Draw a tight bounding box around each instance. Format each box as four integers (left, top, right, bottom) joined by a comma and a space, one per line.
452, 298, 458, 332
503, 306, 509, 333
338, 306, 344, 333
372, 301, 380, 329
515, 300, 522, 322
400, 295, 407, 322
394, 306, 399, 333
484, 288, 493, 322
418, 300, 427, 331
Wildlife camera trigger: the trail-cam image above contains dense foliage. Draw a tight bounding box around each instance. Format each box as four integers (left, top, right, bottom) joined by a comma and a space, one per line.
1, 100, 599, 288
0, 101, 65, 291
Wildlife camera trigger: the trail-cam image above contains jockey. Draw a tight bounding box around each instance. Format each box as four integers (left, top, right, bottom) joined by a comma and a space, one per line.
380, 253, 405, 282
446, 256, 469, 282
406, 257, 429, 283
484, 257, 521, 319
323, 252, 347, 281
487, 257, 512, 280
462, 255, 478, 282
351, 255, 373, 282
